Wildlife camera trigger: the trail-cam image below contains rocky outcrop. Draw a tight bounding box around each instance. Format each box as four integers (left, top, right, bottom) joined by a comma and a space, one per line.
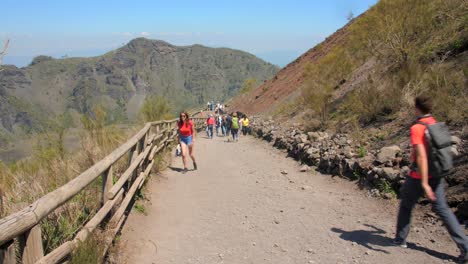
251, 117, 467, 223
30, 55, 54, 66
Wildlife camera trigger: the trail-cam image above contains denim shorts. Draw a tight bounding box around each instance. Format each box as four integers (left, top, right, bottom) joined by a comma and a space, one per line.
180, 135, 193, 145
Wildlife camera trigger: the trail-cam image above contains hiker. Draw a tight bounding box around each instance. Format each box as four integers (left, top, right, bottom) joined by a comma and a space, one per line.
221, 115, 227, 136
177, 111, 197, 173
393, 95, 467, 263
206, 114, 215, 139
231, 112, 240, 142
215, 115, 222, 136
241, 115, 250, 136
225, 114, 232, 140
238, 115, 243, 135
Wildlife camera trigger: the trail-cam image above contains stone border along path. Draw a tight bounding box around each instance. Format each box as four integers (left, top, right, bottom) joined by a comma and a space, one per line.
116, 133, 461, 264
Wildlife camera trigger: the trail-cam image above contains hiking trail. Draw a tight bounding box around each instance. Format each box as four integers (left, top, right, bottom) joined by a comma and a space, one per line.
117, 134, 460, 264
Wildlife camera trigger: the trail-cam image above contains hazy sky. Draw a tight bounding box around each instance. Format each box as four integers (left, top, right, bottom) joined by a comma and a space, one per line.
1, 0, 378, 67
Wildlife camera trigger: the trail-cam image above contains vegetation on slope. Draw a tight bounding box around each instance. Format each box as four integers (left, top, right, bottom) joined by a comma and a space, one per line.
0, 97, 174, 257
301, 0, 467, 131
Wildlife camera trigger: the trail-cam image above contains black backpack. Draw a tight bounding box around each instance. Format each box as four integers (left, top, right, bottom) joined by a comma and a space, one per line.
417, 119, 453, 178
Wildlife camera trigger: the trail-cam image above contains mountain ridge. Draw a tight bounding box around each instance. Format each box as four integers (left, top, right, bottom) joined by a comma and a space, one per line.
0, 38, 279, 147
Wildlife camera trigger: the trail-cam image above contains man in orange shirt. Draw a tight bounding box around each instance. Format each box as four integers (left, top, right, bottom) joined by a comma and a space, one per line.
393, 96, 467, 263
206, 114, 215, 139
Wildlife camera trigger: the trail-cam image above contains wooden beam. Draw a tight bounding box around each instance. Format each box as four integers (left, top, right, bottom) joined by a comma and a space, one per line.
106, 142, 153, 200
101, 214, 125, 259
35, 189, 124, 264
109, 172, 145, 228
138, 160, 155, 189
35, 241, 73, 264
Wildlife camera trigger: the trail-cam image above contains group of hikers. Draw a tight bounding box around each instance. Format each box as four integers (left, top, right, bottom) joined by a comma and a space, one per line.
204, 112, 250, 141
176, 96, 467, 263
206, 101, 225, 114
174, 110, 250, 173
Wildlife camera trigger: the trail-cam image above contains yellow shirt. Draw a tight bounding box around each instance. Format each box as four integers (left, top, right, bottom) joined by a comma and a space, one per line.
241, 118, 249, 127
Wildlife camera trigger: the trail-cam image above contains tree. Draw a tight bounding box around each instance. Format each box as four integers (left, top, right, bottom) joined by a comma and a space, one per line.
239, 78, 258, 94
303, 81, 333, 129
302, 48, 353, 129
0, 38, 9, 65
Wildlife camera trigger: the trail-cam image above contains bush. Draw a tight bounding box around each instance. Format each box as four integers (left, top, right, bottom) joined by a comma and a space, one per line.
139, 95, 173, 123
239, 78, 258, 94
357, 146, 367, 158
339, 77, 402, 125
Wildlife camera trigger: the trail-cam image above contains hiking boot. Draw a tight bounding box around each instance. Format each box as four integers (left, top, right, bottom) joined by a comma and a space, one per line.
182, 168, 188, 174
193, 162, 198, 170
391, 238, 407, 248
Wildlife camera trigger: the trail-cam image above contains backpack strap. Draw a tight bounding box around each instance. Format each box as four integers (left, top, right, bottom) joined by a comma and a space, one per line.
416, 121, 432, 143
417, 121, 429, 127
410, 121, 432, 172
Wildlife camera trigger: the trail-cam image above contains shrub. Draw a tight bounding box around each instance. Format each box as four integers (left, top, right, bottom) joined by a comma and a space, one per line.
357, 146, 367, 158
239, 78, 258, 94
139, 95, 173, 123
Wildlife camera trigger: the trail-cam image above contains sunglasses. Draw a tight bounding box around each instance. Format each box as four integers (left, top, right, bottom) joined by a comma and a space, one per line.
181, 115, 186, 117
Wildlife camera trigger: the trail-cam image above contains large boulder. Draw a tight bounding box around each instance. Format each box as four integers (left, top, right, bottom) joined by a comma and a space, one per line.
379, 167, 399, 181
376, 145, 401, 164
307, 132, 320, 141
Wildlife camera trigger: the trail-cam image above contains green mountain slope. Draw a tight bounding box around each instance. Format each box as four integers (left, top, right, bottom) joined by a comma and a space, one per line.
0, 38, 278, 146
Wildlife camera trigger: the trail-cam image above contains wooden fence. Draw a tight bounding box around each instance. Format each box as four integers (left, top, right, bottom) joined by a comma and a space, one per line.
0, 116, 206, 264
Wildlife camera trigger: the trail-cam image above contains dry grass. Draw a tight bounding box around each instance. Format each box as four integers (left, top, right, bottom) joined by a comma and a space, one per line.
0, 108, 135, 254
298, 0, 467, 133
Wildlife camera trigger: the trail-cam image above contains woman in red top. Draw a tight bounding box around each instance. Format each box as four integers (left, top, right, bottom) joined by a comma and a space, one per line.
178, 111, 197, 173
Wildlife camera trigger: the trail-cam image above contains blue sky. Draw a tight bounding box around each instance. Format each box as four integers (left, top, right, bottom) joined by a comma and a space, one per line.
1, 0, 378, 67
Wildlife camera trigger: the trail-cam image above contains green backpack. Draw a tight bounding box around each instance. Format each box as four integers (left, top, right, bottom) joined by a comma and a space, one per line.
232, 117, 239, 129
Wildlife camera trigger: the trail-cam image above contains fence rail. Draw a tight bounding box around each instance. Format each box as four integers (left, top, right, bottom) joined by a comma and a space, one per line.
0, 116, 206, 264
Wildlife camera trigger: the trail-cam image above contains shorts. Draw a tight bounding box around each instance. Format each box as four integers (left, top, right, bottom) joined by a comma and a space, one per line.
180, 135, 193, 146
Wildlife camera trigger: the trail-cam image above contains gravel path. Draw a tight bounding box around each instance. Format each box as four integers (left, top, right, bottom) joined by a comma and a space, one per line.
116, 134, 462, 264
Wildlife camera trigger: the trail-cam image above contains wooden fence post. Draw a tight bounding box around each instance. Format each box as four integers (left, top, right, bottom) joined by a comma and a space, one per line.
0, 239, 16, 264
102, 166, 113, 206
144, 130, 150, 146
19, 225, 44, 264
129, 145, 139, 185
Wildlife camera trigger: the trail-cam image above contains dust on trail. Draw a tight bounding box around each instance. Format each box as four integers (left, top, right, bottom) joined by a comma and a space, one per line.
116, 134, 461, 264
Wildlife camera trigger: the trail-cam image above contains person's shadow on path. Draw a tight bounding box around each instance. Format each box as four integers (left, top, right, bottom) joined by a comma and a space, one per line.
331, 224, 454, 261
331, 224, 390, 253
168, 166, 196, 172
168, 166, 183, 172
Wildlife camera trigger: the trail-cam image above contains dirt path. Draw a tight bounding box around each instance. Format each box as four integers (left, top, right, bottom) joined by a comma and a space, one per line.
116, 134, 462, 264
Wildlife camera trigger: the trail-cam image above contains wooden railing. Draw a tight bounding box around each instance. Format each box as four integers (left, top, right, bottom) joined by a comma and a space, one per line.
0, 116, 206, 264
